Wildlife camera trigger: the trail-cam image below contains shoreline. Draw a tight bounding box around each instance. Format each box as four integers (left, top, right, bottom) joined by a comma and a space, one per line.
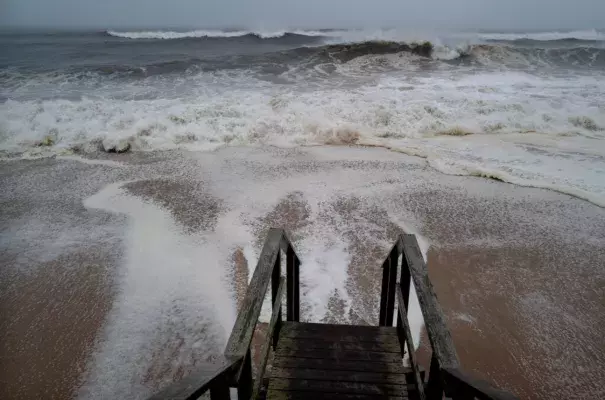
1, 146, 603, 399
4, 137, 605, 209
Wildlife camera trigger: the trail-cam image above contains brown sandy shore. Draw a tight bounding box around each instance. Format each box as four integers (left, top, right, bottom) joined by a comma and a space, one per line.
0, 146, 604, 399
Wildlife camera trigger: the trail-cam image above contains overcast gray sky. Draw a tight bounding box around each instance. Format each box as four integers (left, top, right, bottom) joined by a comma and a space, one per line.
1, 0, 603, 30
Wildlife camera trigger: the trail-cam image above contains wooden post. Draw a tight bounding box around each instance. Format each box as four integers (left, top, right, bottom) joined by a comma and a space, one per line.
237, 349, 253, 400
385, 248, 398, 326
287, 245, 295, 321
426, 354, 444, 400
398, 242, 411, 336
400, 235, 411, 312
272, 254, 282, 349
379, 257, 390, 326
294, 254, 300, 322
209, 378, 230, 400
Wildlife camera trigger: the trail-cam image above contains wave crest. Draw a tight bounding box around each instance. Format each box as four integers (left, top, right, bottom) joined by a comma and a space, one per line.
434, 43, 605, 69
478, 29, 605, 42
105, 29, 332, 40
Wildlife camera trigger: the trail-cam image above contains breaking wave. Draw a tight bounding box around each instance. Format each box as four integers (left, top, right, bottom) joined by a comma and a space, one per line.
2, 41, 604, 85
437, 43, 605, 68
105, 29, 335, 40
477, 29, 605, 42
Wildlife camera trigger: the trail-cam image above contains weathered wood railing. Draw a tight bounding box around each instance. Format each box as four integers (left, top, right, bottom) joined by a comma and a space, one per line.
379, 234, 519, 400
148, 228, 301, 400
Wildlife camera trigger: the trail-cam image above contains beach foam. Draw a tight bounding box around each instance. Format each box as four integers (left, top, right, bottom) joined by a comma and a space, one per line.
2, 64, 604, 207
2, 28, 605, 210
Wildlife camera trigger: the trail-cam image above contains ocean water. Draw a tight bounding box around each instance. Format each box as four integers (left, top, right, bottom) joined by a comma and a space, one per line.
1, 28, 605, 206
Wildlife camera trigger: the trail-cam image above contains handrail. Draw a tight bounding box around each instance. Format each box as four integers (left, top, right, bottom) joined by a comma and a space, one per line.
379, 233, 519, 400
224, 228, 301, 358
147, 229, 301, 400
224, 228, 283, 359
400, 234, 460, 369
224, 228, 301, 399
146, 355, 242, 400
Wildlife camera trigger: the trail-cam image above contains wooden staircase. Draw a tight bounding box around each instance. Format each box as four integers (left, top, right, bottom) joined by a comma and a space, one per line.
148, 229, 519, 400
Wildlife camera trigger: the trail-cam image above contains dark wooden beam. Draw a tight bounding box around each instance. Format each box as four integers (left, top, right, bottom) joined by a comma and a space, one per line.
283, 230, 300, 322
293, 254, 300, 322
379, 257, 390, 326
426, 354, 443, 400
272, 252, 282, 349
146, 355, 241, 400
237, 348, 253, 400
385, 247, 398, 326
442, 368, 519, 400
399, 238, 411, 312
209, 376, 230, 400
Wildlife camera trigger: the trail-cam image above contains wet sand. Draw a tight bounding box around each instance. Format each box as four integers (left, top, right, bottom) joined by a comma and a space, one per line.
0, 146, 604, 399
0, 249, 116, 399
429, 244, 605, 399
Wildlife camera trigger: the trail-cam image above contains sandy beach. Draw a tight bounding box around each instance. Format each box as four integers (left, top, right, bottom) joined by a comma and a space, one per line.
1, 146, 604, 399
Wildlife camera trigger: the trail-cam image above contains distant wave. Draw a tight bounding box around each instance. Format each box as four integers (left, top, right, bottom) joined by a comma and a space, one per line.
478, 29, 605, 42
438, 43, 605, 68
105, 29, 333, 40
58, 40, 434, 77
5, 39, 604, 81
488, 38, 603, 46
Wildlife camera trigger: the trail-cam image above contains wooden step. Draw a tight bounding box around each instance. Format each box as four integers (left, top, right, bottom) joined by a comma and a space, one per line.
267, 322, 417, 400
279, 322, 399, 342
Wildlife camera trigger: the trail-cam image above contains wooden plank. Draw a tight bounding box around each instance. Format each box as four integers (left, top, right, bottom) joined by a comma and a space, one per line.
442, 368, 519, 400
277, 337, 402, 353
147, 355, 240, 400
224, 228, 283, 358
273, 357, 406, 374
270, 367, 408, 384
271, 365, 426, 382
280, 322, 398, 336
269, 379, 412, 396
401, 234, 460, 369
267, 390, 407, 400
275, 347, 404, 363
280, 330, 400, 343
396, 287, 426, 400
252, 278, 286, 400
